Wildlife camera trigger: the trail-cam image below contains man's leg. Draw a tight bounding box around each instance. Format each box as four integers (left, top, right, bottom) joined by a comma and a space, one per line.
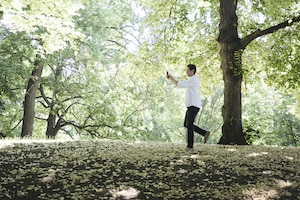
184, 106, 199, 148
194, 125, 206, 136
194, 125, 210, 143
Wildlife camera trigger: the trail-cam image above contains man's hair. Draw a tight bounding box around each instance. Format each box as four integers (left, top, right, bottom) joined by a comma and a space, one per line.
187, 64, 196, 74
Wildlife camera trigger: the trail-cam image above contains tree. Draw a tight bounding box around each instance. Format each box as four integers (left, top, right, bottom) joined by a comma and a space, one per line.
1, 0, 299, 143
37, 50, 83, 139
33, 0, 142, 139
21, 52, 45, 137
134, 0, 300, 144
1, 0, 85, 137
217, 0, 300, 144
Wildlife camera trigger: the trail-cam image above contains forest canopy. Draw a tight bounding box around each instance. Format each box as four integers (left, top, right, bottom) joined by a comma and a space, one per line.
0, 0, 299, 146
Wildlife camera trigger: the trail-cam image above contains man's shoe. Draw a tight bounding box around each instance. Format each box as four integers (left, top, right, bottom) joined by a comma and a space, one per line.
204, 131, 210, 143
186, 146, 193, 151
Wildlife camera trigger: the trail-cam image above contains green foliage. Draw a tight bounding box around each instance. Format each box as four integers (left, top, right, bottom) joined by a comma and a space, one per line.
0, 28, 34, 137
75, 0, 137, 63
2, 0, 84, 54
30, 0, 151, 139
264, 30, 300, 89
237, 0, 300, 35
237, 0, 300, 89
133, 0, 222, 93
243, 81, 300, 146
0, 30, 33, 98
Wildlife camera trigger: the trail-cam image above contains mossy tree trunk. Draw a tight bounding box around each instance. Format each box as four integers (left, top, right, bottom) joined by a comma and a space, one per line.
217, 0, 247, 144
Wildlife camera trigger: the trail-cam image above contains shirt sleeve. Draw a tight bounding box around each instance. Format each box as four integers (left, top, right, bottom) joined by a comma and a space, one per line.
178, 76, 197, 88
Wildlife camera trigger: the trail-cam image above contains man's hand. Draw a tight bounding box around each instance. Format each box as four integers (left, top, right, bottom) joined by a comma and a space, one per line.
166, 71, 170, 79
166, 73, 178, 86
166, 74, 172, 79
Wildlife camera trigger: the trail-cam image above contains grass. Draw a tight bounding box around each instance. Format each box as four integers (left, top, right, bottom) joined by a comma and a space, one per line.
0, 139, 299, 200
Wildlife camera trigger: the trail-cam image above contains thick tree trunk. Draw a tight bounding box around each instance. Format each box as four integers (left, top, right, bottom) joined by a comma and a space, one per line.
217, 0, 247, 145
21, 57, 44, 138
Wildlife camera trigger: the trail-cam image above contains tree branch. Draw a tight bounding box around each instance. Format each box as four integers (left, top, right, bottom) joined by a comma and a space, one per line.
62, 120, 118, 130
11, 119, 23, 132
60, 128, 75, 139
241, 14, 300, 49
59, 102, 78, 118
35, 116, 48, 121
63, 96, 83, 103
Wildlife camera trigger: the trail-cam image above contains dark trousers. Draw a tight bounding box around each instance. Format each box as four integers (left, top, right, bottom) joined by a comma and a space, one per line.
184, 106, 207, 148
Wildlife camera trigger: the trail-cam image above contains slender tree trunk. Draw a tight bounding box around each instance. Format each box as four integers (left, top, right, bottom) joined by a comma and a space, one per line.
21, 56, 44, 138
45, 66, 63, 139
46, 113, 61, 139
0, 131, 5, 138
217, 0, 247, 145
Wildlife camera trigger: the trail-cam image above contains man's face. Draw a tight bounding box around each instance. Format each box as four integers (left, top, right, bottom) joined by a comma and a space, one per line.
186, 67, 194, 77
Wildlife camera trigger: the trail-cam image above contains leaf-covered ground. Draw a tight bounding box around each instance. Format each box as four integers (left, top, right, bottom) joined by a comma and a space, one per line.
0, 140, 299, 200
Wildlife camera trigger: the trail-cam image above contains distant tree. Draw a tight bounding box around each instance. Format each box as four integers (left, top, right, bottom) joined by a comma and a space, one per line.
36, 50, 80, 138
1, 0, 84, 137
34, 0, 141, 139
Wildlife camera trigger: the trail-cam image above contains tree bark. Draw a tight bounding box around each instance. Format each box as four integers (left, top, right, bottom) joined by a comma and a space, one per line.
217, 0, 247, 145
21, 56, 44, 138
46, 113, 62, 139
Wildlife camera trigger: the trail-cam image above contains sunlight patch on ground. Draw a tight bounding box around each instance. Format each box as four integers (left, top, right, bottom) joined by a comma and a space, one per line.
0, 139, 74, 149
243, 187, 278, 200
227, 148, 237, 152
190, 154, 200, 159
262, 170, 273, 175
0, 142, 14, 149
41, 168, 60, 183
286, 156, 294, 160
275, 179, 293, 188
246, 152, 269, 157
0, 139, 71, 145
110, 186, 140, 199
177, 168, 188, 174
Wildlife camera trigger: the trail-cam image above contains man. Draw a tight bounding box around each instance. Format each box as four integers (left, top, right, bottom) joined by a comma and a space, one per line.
167, 64, 210, 149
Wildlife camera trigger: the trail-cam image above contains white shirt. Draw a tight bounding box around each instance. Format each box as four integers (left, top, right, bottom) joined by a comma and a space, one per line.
178, 75, 202, 108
